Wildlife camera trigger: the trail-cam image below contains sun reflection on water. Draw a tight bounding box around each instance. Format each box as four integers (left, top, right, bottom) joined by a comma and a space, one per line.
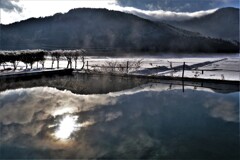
53, 115, 95, 140
55, 115, 79, 139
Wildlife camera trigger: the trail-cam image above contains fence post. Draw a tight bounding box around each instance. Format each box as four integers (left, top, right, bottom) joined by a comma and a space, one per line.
126, 61, 129, 73
182, 62, 185, 79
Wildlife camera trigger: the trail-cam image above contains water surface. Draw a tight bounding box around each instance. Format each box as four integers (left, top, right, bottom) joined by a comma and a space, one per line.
0, 83, 239, 159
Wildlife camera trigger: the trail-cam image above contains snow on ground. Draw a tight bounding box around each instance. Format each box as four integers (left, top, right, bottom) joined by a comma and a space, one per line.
0, 56, 239, 81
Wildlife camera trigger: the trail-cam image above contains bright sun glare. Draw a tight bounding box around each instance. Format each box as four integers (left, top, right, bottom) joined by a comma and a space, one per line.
55, 115, 79, 139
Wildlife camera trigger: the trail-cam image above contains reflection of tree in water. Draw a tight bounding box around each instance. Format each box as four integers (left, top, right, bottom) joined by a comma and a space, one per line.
0, 73, 147, 94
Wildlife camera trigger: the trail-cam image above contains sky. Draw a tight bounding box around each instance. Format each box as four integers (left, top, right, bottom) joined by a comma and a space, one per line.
0, 0, 239, 24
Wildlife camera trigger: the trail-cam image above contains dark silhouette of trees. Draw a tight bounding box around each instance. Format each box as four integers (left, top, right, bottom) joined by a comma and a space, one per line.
0, 53, 6, 69
0, 49, 86, 70
72, 49, 85, 69
0, 51, 20, 70
0, 50, 46, 70
51, 50, 62, 69
19, 50, 46, 69
62, 50, 73, 69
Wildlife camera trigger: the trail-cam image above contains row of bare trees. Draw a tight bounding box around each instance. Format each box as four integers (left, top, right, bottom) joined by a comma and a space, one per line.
49, 49, 85, 69
0, 50, 46, 70
0, 49, 85, 70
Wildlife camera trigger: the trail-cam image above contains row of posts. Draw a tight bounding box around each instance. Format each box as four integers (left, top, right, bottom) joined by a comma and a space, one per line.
83, 61, 204, 78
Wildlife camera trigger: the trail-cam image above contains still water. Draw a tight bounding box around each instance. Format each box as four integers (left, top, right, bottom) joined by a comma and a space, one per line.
0, 83, 239, 159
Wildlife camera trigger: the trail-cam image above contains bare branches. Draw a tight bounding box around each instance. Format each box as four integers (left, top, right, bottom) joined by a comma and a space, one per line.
0, 50, 46, 70
92, 59, 143, 74
48, 49, 85, 69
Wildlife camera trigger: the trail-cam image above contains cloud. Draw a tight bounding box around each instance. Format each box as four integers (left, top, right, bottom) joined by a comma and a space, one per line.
0, 0, 22, 12
1, 0, 116, 24
116, 0, 239, 12
111, 6, 218, 21
0, 0, 228, 24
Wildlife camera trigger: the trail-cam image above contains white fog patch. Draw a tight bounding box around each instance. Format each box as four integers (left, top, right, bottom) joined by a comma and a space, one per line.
110, 6, 218, 21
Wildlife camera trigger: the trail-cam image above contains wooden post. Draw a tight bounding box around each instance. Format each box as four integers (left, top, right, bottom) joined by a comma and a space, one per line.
126, 61, 129, 73
182, 62, 185, 79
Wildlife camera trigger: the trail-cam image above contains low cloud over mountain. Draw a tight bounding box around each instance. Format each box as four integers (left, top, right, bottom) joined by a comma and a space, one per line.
167, 7, 240, 41
0, 8, 238, 54
117, 0, 239, 12
113, 6, 217, 21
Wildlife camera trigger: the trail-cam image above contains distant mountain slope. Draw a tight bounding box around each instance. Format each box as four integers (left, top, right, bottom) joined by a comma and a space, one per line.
0, 8, 238, 54
167, 7, 240, 41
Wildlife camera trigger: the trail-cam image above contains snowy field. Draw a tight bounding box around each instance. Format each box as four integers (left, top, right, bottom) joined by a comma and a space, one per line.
0, 55, 239, 81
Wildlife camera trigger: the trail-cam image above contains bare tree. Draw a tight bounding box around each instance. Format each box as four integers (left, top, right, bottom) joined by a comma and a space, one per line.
81, 56, 85, 70
62, 50, 73, 69
51, 50, 62, 69
9, 51, 20, 70
0, 51, 6, 70
72, 49, 84, 69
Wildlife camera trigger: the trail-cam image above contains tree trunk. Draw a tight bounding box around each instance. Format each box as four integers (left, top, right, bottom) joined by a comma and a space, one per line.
51, 61, 54, 69
30, 64, 33, 69
25, 64, 28, 69
67, 61, 69, 68
81, 57, 85, 70
57, 60, 59, 69
12, 62, 17, 70
75, 60, 77, 69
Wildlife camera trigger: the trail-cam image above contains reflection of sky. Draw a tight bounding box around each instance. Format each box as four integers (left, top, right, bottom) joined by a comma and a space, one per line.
0, 85, 239, 159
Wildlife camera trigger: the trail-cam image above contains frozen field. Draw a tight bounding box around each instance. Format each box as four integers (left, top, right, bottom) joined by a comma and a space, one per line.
1, 55, 239, 81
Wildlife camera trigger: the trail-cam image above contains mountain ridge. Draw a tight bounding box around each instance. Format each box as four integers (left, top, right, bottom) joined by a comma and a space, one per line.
0, 8, 238, 54
166, 7, 240, 41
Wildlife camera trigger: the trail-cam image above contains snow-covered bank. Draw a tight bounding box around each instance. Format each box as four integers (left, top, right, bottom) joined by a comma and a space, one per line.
0, 56, 239, 81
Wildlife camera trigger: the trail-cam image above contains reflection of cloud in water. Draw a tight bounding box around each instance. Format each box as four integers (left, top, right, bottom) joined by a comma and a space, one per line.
0, 84, 239, 159
0, 87, 116, 125
0, 83, 214, 125
204, 97, 239, 122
